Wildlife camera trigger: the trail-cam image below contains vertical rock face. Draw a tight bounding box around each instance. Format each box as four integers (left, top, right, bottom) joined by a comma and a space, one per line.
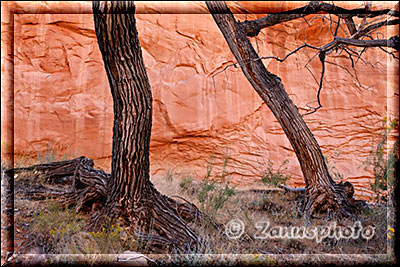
6, 4, 399, 200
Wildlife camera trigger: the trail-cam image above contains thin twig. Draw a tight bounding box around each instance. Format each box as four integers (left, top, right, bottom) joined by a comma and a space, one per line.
305, 63, 320, 85
343, 47, 355, 68
211, 43, 314, 79
379, 46, 400, 60
303, 51, 325, 116
325, 60, 371, 90
258, 44, 310, 62
302, 16, 310, 26
334, 16, 341, 36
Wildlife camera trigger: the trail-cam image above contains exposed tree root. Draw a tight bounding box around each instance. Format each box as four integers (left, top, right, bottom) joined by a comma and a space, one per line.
279, 181, 367, 224
278, 184, 306, 194
10, 156, 208, 251
11, 156, 369, 248
89, 184, 201, 250
302, 181, 368, 224
12, 157, 108, 212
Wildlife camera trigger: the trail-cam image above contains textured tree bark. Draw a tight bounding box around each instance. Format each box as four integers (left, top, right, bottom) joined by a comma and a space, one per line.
10, 155, 202, 231
92, 0, 153, 225
206, 1, 357, 221
91, 1, 198, 247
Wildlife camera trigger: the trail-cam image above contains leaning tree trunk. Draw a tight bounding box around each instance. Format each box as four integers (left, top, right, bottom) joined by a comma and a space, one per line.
206, 1, 357, 221
92, 1, 198, 247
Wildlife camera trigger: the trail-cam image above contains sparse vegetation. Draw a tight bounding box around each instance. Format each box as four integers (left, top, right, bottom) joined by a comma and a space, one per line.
324, 152, 345, 182
15, 146, 75, 168
89, 218, 139, 254
250, 193, 284, 212
26, 200, 139, 254
165, 168, 174, 182
179, 175, 193, 189
10, 150, 391, 263
197, 155, 236, 222
29, 200, 86, 254
260, 160, 290, 187
362, 118, 399, 203
36, 147, 59, 164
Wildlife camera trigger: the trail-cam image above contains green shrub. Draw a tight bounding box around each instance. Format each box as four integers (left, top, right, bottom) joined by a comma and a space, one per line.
179, 175, 193, 189
261, 160, 290, 187
89, 218, 134, 254
30, 201, 139, 254
363, 118, 399, 203
31, 200, 86, 253
197, 155, 236, 222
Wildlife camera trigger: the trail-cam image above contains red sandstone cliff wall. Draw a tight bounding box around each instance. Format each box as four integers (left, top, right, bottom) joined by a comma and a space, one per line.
2, 1, 399, 200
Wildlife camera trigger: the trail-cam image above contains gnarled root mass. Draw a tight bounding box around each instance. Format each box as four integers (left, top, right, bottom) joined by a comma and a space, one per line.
89, 183, 201, 250
302, 181, 367, 224
9, 156, 205, 251
280, 181, 367, 223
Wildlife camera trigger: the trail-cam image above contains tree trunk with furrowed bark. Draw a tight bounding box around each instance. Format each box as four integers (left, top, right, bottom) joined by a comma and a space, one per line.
90, 1, 199, 247
206, 1, 358, 222
4, 1, 206, 251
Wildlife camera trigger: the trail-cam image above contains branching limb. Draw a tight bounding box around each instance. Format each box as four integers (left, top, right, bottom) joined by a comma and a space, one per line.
379, 46, 400, 60
316, 36, 400, 52
238, 1, 326, 37
239, 1, 399, 37
211, 43, 315, 79
335, 36, 399, 50
343, 15, 357, 35
210, 1, 398, 118
353, 19, 400, 39
258, 43, 312, 62
333, 15, 341, 36
212, 33, 398, 81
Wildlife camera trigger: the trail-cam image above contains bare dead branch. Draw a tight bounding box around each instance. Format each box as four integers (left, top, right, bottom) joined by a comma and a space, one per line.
328, 14, 335, 36
343, 47, 355, 68
334, 15, 341, 36
379, 46, 400, 60
335, 36, 399, 50
325, 60, 371, 90
239, 1, 399, 37
303, 64, 321, 114
239, 13, 307, 37
211, 30, 397, 117
343, 15, 357, 35
354, 46, 368, 64
341, 46, 386, 72
258, 44, 310, 62
303, 52, 325, 116
304, 64, 321, 89
210, 1, 398, 118
211, 42, 318, 79
314, 13, 351, 38
237, 1, 324, 37
302, 16, 311, 26
305, 51, 320, 67
212, 36, 382, 115
305, 36, 400, 54
353, 19, 400, 39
